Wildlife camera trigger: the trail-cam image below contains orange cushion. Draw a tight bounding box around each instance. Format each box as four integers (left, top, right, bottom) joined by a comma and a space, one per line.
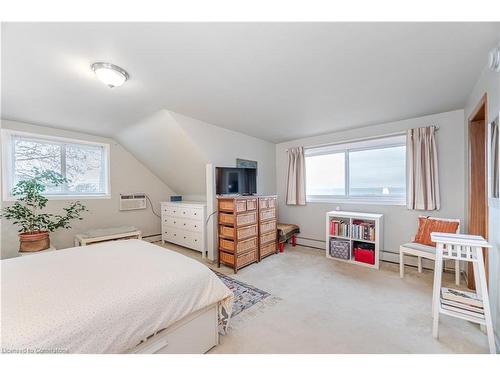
414, 217, 459, 247
414, 217, 431, 245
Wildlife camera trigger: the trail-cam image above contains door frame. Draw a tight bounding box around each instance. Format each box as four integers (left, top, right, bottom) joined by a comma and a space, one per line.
467, 93, 489, 289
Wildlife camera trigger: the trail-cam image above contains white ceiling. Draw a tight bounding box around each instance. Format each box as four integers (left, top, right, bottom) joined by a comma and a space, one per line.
2, 22, 499, 143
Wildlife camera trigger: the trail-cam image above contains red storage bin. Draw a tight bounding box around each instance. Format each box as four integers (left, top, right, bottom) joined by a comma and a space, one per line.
354, 247, 375, 265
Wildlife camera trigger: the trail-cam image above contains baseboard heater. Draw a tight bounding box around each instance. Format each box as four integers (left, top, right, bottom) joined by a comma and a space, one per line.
294, 236, 458, 270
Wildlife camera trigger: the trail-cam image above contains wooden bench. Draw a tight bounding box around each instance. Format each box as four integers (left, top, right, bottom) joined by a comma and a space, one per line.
74, 226, 142, 246
277, 223, 300, 251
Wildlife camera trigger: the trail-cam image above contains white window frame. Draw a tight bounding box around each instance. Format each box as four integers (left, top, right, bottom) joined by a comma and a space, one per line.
2, 129, 111, 201
305, 134, 407, 205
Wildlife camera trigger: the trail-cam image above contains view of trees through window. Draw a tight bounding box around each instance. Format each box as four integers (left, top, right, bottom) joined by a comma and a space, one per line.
13, 136, 106, 195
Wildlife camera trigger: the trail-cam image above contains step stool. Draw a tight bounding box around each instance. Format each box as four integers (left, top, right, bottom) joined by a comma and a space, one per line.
431, 232, 496, 354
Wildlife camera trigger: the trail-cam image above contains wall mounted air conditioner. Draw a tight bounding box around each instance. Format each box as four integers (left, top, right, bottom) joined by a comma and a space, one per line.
120, 193, 147, 211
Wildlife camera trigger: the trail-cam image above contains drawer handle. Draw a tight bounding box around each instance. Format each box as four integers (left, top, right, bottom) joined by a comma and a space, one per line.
194, 225, 197, 228
183, 211, 186, 214
194, 213, 197, 216
173, 234, 176, 236
183, 236, 187, 239
183, 223, 186, 226
195, 239, 198, 242
174, 221, 176, 224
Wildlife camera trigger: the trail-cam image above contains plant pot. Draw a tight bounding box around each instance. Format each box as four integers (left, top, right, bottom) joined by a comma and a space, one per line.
19, 231, 50, 252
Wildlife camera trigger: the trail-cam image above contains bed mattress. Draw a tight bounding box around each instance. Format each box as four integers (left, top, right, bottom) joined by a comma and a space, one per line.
1, 239, 232, 354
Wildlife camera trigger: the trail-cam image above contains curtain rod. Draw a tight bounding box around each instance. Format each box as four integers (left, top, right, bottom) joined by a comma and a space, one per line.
286, 125, 439, 152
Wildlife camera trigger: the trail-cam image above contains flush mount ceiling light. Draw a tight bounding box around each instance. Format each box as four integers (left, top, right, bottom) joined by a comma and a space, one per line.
91, 62, 129, 88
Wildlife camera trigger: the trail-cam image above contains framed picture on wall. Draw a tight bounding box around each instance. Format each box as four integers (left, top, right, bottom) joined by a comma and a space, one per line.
490, 113, 499, 199
236, 158, 257, 169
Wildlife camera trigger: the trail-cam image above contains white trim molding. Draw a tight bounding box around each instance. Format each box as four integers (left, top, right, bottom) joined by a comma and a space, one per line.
305, 134, 406, 205
1, 129, 111, 201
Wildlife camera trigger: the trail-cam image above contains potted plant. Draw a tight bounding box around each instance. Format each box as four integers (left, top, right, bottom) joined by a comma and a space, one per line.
1, 169, 87, 252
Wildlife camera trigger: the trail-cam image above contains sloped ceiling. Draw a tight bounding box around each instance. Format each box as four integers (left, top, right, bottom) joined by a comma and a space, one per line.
2, 22, 500, 143
2, 22, 498, 195
117, 110, 208, 197
117, 110, 277, 197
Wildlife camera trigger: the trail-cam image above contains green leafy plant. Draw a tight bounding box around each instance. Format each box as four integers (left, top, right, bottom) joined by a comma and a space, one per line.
1, 168, 87, 234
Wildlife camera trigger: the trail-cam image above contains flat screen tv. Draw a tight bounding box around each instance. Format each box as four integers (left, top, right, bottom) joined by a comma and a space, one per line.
216, 167, 257, 195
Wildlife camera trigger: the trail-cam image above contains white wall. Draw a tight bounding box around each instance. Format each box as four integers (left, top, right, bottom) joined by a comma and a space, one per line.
1, 120, 176, 259
464, 57, 500, 347
275, 110, 466, 265
118, 109, 277, 199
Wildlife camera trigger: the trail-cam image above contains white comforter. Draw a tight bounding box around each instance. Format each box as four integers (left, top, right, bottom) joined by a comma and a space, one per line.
1, 240, 232, 354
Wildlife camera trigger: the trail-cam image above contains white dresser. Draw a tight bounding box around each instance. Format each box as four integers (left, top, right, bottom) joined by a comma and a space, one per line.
161, 201, 207, 257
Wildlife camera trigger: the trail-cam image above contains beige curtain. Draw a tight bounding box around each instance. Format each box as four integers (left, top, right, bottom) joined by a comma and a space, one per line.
406, 126, 440, 210
286, 146, 306, 205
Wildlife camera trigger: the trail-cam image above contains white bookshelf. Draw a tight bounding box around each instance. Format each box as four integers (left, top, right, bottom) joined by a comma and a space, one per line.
325, 211, 384, 270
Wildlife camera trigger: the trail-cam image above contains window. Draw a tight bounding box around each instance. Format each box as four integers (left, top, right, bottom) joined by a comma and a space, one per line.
2, 130, 110, 199
305, 152, 345, 196
305, 135, 406, 204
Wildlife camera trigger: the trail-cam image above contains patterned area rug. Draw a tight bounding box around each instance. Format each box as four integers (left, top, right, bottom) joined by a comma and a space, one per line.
213, 270, 270, 317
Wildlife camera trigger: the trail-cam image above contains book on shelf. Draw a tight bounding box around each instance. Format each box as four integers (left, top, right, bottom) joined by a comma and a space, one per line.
330, 219, 349, 237
441, 287, 483, 308
351, 220, 375, 241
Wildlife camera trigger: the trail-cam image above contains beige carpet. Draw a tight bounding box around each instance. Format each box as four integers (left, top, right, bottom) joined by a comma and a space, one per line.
158, 242, 490, 354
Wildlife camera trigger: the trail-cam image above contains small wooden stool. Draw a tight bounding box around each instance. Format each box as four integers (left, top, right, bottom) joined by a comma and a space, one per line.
431, 232, 496, 354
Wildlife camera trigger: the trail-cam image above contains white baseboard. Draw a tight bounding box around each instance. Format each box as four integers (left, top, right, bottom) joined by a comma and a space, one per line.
296, 237, 325, 249
296, 236, 457, 271
142, 234, 162, 243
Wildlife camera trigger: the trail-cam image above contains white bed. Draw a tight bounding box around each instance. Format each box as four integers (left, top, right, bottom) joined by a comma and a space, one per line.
1, 239, 233, 354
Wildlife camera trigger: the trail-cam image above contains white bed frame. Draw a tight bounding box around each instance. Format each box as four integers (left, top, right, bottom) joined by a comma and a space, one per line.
127, 303, 220, 354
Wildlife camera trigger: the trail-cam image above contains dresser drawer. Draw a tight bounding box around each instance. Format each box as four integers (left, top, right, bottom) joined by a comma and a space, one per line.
260, 231, 276, 246
218, 212, 235, 226
220, 248, 257, 268
219, 224, 257, 240
260, 242, 277, 258
184, 231, 203, 251
245, 199, 257, 211
218, 199, 256, 213
163, 217, 202, 232
259, 208, 276, 221
162, 205, 179, 217
260, 219, 276, 234
187, 208, 203, 219
218, 199, 234, 212
259, 197, 276, 209
163, 227, 203, 251
259, 199, 268, 209
236, 211, 257, 227
162, 205, 202, 220
235, 200, 247, 212
219, 237, 257, 254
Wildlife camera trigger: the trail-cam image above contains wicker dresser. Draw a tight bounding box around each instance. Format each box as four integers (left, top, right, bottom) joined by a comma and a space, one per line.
217, 195, 278, 273
258, 196, 278, 260
217, 196, 259, 273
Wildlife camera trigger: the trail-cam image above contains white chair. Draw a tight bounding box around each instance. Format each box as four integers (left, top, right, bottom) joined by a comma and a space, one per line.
431, 232, 496, 354
400, 217, 461, 285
